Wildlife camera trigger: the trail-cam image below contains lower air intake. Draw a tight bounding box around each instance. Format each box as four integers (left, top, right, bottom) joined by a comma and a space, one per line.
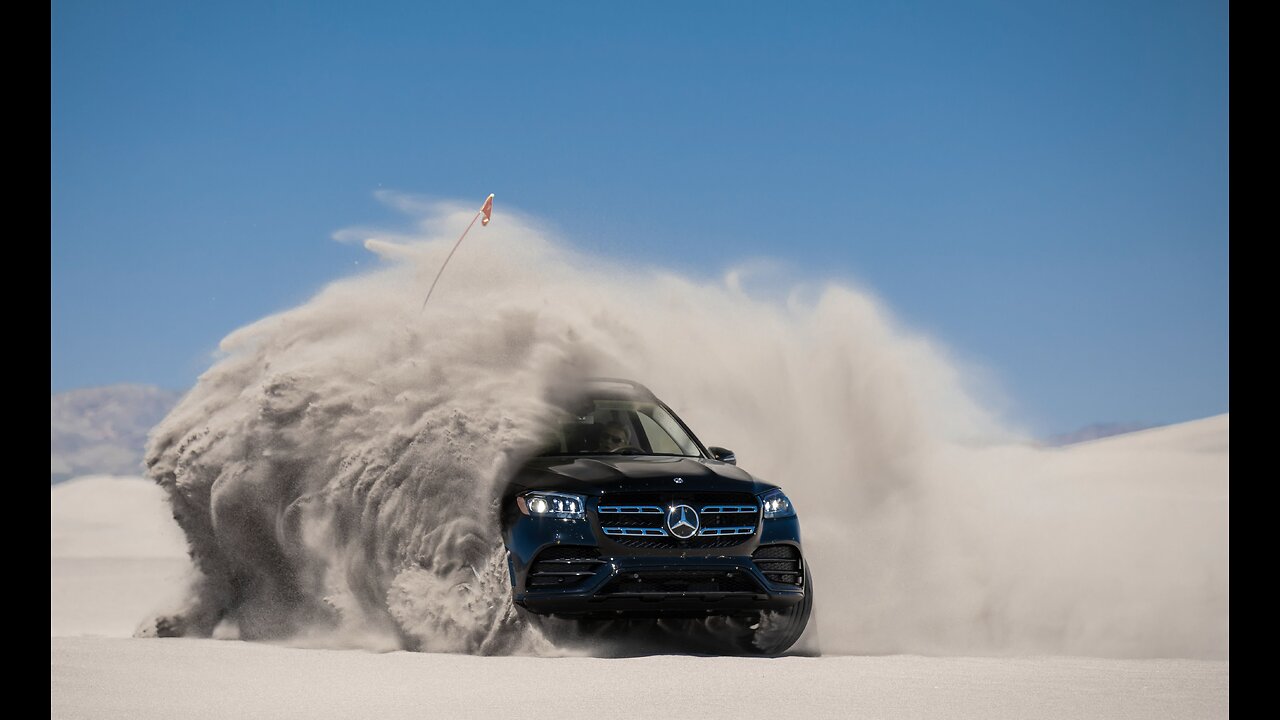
599, 570, 764, 596
526, 546, 604, 590
752, 544, 804, 586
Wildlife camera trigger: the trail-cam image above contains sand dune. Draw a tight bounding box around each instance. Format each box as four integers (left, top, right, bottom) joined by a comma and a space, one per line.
50, 417, 1228, 718
52, 636, 1227, 720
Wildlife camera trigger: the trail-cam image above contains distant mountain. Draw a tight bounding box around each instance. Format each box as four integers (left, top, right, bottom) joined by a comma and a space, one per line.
50, 384, 182, 484
1044, 422, 1160, 447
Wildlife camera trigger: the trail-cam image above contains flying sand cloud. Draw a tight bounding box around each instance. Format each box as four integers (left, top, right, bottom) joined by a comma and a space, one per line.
141, 198, 1227, 657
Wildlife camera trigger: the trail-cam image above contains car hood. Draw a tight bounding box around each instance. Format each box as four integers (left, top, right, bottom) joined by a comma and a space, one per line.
510, 455, 775, 496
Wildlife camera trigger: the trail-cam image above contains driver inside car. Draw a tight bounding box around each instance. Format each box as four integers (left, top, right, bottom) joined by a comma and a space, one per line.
597, 421, 631, 452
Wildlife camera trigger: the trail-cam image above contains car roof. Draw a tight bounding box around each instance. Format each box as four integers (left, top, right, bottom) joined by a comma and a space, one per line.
584, 377, 658, 402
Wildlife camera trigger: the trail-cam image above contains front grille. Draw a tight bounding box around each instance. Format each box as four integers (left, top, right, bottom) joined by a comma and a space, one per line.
599, 570, 764, 596
607, 536, 748, 550
527, 546, 604, 590
597, 493, 760, 547
752, 544, 804, 586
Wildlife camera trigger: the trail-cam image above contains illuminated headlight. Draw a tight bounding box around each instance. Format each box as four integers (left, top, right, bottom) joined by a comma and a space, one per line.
517, 491, 586, 520
759, 489, 796, 519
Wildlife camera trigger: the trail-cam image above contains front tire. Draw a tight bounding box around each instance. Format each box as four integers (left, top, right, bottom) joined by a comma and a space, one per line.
744, 568, 813, 655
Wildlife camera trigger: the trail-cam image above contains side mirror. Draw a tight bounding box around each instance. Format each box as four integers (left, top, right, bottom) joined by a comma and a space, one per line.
708, 446, 737, 465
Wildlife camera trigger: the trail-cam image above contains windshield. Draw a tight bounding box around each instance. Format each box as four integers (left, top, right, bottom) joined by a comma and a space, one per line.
536, 399, 704, 457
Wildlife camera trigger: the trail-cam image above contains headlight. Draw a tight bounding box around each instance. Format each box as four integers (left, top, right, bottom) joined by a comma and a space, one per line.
759, 489, 796, 519
517, 491, 586, 520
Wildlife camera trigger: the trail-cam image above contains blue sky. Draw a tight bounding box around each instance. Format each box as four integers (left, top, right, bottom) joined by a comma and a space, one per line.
51, 0, 1228, 435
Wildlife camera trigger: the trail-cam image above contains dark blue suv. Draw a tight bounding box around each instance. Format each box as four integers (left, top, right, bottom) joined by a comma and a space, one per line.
501, 379, 812, 654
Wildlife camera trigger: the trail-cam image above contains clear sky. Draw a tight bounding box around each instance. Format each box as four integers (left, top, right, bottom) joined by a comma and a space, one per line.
50, 0, 1228, 436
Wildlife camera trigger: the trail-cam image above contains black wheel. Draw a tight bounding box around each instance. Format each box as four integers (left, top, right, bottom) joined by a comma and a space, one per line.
743, 567, 813, 655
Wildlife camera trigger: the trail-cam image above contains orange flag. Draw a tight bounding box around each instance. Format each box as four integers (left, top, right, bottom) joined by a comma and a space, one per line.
421, 192, 496, 310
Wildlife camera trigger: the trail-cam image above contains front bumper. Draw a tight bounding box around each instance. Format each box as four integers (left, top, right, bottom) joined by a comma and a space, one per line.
505, 512, 807, 617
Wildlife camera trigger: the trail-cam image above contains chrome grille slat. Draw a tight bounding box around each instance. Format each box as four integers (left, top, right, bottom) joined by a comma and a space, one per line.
700, 505, 759, 514
602, 526, 670, 537
608, 537, 747, 549
598, 505, 664, 514
697, 526, 755, 536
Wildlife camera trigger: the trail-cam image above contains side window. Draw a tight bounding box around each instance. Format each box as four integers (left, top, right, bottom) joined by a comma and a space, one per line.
637, 413, 681, 454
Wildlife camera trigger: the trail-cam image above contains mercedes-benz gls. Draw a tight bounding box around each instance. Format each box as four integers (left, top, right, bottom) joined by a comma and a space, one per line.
501, 378, 812, 654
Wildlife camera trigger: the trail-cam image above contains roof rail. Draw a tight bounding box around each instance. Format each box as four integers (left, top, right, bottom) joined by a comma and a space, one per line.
585, 377, 657, 400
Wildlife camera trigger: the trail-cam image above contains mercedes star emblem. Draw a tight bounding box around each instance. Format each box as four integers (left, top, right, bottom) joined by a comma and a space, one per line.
666, 504, 700, 539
